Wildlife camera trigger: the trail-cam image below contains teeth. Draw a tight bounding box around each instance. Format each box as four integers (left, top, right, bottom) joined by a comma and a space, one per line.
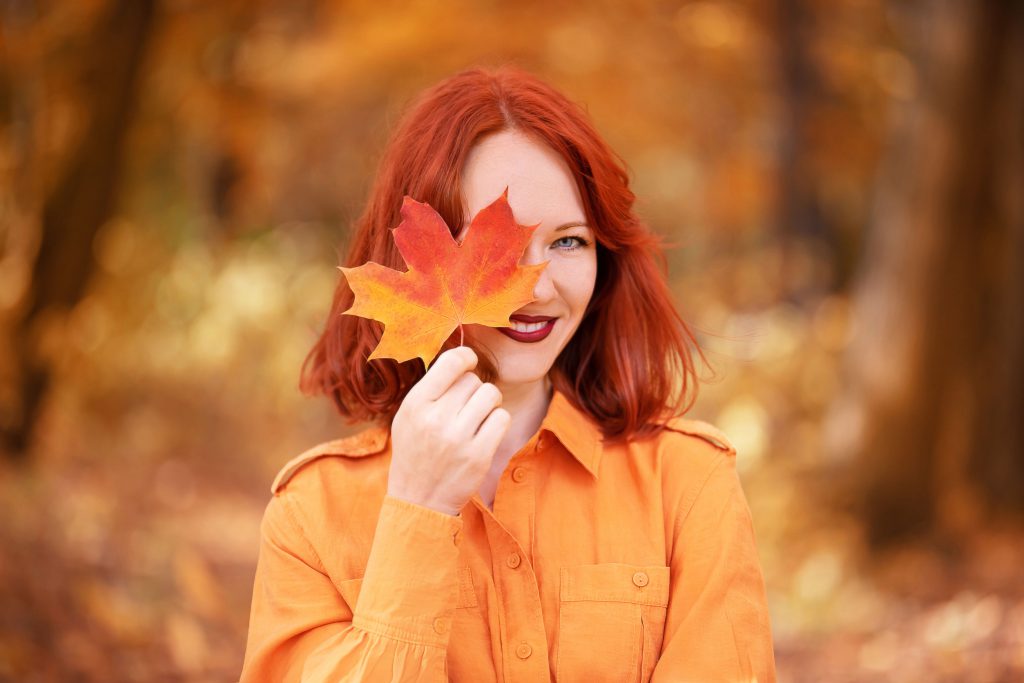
510, 320, 550, 333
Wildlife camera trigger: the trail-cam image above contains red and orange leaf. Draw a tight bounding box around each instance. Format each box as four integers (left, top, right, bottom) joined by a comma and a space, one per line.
339, 190, 547, 370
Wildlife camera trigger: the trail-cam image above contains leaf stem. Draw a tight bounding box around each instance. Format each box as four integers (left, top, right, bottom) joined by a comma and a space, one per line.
459, 324, 464, 346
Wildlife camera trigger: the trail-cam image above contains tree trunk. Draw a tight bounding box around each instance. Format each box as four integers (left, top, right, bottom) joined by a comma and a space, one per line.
825, 0, 1024, 547
1, 0, 155, 459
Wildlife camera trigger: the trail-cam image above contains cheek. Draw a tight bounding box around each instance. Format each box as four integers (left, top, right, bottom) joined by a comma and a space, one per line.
570, 261, 598, 312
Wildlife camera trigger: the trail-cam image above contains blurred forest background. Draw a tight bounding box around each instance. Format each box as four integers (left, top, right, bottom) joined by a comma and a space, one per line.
1, 0, 1022, 681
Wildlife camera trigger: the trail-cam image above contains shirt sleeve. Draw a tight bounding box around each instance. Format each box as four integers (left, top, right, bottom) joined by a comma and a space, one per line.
240, 493, 463, 682
652, 455, 778, 683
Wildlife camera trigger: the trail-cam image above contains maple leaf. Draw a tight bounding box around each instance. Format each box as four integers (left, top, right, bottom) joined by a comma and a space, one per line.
339, 189, 548, 370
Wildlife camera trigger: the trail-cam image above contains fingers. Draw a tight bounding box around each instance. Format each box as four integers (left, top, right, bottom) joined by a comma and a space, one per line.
412, 346, 478, 402
474, 405, 511, 453
445, 371, 483, 407
455, 381, 503, 436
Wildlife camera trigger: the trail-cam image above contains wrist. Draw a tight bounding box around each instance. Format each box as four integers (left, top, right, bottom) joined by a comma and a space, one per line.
386, 491, 462, 516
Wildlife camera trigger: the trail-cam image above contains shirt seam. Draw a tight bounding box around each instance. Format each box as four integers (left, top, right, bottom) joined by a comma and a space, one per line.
351, 614, 447, 649
673, 455, 729, 541
276, 491, 330, 576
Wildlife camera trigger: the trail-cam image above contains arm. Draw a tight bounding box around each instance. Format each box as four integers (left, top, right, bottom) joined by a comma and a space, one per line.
241, 347, 503, 681
652, 456, 777, 683
240, 493, 463, 682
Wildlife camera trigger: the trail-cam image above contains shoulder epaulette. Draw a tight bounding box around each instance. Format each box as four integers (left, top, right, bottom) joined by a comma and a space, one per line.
662, 417, 736, 455
271, 426, 389, 495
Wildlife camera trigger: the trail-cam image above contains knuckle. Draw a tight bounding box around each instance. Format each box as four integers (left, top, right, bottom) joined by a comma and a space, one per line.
434, 353, 453, 373
483, 410, 509, 433
436, 348, 457, 368
480, 382, 502, 402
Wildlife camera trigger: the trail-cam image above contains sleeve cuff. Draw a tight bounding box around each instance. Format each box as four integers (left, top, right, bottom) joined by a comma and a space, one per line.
352, 495, 464, 647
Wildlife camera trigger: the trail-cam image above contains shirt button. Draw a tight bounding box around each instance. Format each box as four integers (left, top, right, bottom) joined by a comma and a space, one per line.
632, 571, 649, 587
506, 552, 522, 569
433, 617, 448, 634
512, 467, 527, 483
515, 642, 533, 659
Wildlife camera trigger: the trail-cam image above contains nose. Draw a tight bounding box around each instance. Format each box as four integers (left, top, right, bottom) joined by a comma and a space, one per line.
520, 246, 555, 301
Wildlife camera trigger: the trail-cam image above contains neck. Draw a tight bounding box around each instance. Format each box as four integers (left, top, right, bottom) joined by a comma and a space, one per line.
493, 375, 553, 461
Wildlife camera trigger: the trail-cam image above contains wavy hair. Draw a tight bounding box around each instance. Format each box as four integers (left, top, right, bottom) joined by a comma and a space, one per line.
300, 65, 705, 442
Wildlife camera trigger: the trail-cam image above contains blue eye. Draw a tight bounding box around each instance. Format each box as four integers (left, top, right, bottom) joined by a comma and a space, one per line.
553, 236, 589, 251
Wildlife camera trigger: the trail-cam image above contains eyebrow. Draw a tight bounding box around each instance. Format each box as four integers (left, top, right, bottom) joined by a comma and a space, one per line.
555, 221, 589, 231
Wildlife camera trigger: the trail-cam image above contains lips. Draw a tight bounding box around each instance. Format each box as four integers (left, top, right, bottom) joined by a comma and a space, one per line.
499, 315, 557, 343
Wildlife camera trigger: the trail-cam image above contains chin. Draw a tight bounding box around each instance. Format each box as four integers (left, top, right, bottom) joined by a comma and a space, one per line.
467, 326, 561, 386
494, 366, 550, 388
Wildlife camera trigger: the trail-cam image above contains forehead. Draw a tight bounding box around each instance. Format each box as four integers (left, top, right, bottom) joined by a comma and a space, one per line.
460, 129, 586, 229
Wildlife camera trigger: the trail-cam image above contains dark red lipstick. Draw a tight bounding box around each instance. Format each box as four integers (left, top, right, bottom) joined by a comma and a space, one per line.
499, 314, 557, 343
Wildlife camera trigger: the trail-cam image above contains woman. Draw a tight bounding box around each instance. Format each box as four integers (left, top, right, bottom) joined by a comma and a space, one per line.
241, 66, 776, 682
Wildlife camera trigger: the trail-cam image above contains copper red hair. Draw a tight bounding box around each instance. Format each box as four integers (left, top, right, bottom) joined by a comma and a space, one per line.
300, 65, 706, 442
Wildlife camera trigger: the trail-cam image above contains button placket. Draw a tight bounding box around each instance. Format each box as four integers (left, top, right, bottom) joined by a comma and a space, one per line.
478, 514, 547, 680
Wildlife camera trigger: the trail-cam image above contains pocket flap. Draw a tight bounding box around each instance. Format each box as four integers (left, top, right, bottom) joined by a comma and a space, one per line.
560, 563, 670, 606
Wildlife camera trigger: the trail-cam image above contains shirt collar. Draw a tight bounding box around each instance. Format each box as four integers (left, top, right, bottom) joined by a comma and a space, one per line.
538, 387, 604, 479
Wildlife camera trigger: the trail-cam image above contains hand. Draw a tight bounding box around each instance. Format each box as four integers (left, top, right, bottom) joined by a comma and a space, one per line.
386, 346, 511, 515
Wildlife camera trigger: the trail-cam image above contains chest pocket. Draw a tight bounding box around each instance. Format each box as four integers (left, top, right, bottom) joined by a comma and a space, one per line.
556, 563, 670, 683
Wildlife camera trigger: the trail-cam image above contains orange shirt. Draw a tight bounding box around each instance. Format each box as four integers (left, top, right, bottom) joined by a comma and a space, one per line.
241, 388, 777, 682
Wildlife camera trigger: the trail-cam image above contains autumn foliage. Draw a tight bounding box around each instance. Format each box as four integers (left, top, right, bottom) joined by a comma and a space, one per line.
340, 191, 545, 369
1, 1, 1023, 682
